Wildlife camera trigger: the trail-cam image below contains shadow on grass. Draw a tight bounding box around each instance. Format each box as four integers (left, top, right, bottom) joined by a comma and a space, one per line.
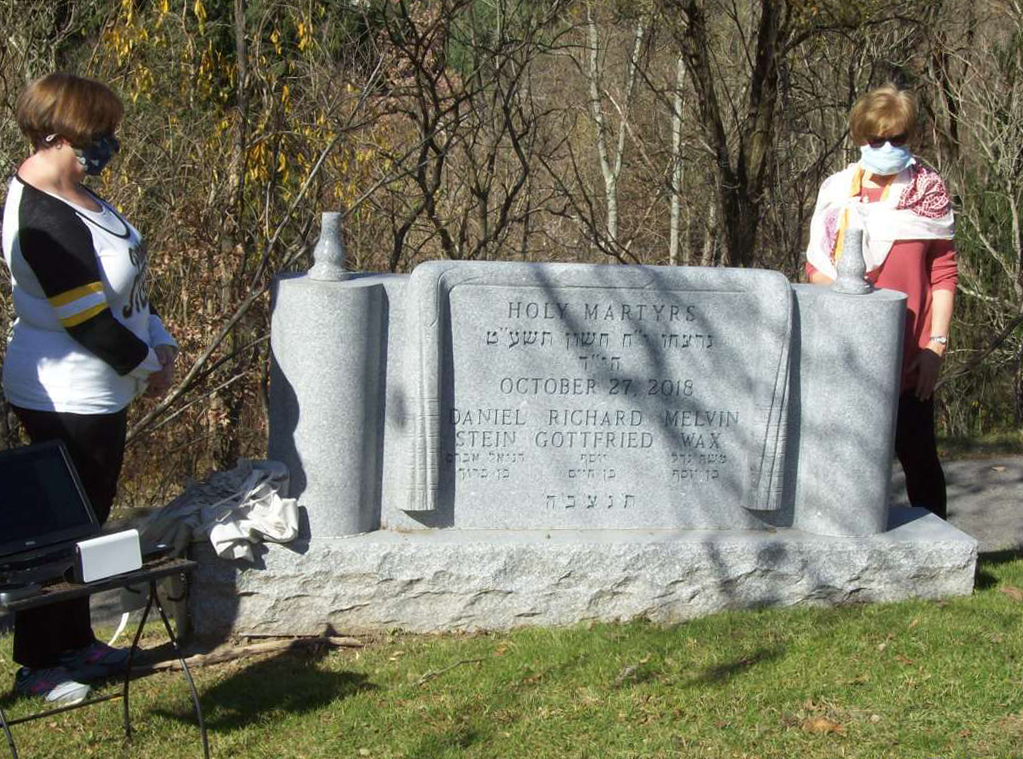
405, 727, 481, 758
0, 686, 43, 713
975, 549, 1023, 590
153, 647, 375, 732
684, 646, 783, 687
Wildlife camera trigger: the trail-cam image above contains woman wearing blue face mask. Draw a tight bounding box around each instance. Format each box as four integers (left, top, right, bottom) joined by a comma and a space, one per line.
1, 73, 178, 703
805, 83, 957, 521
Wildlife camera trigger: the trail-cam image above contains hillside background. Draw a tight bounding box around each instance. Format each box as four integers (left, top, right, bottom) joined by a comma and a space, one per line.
0, 0, 1019, 506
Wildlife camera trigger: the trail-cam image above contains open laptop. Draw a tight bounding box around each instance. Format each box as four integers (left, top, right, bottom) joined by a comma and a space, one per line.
0, 440, 101, 584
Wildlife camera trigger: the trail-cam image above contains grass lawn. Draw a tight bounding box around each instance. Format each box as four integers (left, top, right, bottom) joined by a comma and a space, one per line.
939, 431, 1023, 460
1, 555, 1021, 759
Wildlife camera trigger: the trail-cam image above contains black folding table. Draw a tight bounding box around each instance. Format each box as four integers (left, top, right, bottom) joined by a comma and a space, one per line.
0, 557, 208, 758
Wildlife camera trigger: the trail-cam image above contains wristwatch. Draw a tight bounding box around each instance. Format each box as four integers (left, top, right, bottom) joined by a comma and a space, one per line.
929, 335, 948, 345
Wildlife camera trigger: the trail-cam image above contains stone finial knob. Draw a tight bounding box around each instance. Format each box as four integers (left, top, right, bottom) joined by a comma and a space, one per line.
832, 227, 872, 295
308, 212, 351, 281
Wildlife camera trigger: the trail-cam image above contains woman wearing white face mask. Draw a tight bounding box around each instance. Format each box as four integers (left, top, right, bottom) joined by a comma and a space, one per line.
805, 83, 957, 521
1, 73, 178, 703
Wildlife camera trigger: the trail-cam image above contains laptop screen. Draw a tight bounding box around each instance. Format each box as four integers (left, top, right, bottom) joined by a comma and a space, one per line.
0, 441, 100, 563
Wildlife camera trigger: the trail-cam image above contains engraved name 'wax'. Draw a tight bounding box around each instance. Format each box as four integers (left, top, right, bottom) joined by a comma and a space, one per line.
674, 432, 722, 449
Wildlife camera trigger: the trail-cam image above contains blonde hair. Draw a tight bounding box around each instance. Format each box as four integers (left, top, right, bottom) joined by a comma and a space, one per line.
848, 83, 917, 145
16, 73, 123, 150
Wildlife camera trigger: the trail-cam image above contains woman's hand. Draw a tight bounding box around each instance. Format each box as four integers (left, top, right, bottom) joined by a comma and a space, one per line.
910, 343, 944, 400
146, 345, 178, 398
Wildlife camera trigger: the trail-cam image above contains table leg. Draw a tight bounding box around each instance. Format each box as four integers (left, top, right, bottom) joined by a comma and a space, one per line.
122, 584, 156, 741
0, 706, 18, 759
153, 584, 209, 759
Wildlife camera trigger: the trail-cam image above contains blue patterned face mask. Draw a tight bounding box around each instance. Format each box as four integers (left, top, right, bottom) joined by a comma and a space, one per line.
73, 135, 120, 176
859, 142, 913, 176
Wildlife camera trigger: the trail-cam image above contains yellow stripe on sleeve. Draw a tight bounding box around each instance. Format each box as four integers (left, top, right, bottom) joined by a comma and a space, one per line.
60, 302, 108, 328
48, 281, 104, 308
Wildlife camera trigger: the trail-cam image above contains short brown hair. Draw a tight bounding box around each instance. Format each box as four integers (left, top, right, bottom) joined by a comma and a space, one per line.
16, 73, 123, 150
848, 84, 917, 145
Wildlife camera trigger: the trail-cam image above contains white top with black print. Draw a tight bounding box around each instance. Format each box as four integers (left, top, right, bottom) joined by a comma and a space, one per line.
2, 176, 174, 413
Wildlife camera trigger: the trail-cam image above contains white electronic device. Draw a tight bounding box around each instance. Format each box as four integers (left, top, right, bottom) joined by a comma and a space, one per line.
74, 529, 143, 583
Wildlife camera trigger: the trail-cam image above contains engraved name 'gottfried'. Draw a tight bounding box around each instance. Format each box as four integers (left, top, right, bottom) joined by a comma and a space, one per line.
534, 430, 654, 449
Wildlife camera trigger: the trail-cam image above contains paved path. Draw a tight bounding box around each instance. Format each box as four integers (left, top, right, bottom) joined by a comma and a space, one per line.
892, 456, 1023, 554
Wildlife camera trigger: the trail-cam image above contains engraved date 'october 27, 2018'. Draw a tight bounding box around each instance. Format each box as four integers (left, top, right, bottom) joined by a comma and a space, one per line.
495, 376, 694, 397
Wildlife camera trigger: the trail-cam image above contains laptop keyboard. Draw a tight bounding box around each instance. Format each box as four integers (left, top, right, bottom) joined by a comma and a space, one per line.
0, 546, 76, 586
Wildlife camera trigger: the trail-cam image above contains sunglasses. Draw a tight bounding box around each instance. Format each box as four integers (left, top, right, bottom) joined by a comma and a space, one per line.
866, 133, 909, 148
44, 133, 120, 151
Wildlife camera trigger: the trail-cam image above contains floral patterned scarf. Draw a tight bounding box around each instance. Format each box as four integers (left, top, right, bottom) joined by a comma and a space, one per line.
806, 161, 955, 280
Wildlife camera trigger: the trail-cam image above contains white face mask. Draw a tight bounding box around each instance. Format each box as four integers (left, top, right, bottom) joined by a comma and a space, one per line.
859, 142, 914, 176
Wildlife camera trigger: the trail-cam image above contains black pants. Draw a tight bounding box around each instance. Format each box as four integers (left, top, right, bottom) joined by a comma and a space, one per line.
894, 393, 947, 520
10, 405, 127, 669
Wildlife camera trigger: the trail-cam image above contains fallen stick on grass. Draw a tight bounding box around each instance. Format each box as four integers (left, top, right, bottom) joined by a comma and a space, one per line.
415, 658, 485, 686
134, 635, 364, 672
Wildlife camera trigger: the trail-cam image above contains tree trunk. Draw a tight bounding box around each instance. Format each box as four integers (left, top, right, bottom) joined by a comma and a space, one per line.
586, 5, 644, 252
212, 0, 250, 470
669, 54, 686, 265
672, 0, 786, 268
700, 199, 717, 266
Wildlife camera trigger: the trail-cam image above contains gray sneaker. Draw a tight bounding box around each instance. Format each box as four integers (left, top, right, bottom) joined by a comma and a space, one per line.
14, 666, 90, 704
59, 640, 130, 681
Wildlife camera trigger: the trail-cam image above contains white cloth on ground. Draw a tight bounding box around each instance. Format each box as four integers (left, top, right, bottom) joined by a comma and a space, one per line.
141, 459, 300, 562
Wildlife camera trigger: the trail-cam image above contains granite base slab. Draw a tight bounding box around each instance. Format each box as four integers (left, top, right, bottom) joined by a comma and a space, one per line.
189, 507, 977, 638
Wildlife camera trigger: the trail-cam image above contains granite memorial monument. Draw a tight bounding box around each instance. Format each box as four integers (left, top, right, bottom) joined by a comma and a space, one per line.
192, 216, 977, 636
